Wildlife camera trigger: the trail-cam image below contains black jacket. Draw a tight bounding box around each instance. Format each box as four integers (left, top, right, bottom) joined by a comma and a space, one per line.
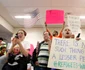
32, 41, 44, 66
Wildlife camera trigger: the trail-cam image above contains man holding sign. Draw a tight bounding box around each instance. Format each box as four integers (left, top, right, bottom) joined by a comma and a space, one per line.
48, 27, 81, 70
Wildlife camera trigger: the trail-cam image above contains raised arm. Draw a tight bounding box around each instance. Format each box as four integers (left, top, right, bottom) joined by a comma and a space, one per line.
58, 21, 65, 38
44, 22, 52, 39
6, 38, 17, 57
17, 41, 29, 57
61, 21, 65, 32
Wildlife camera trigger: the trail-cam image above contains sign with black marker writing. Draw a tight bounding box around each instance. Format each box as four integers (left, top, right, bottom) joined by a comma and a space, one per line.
48, 37, 85, 70
67, 15, 81, 34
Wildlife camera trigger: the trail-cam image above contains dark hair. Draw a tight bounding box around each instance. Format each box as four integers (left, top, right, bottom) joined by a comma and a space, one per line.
54, 30, 58, 34
17, 29, 27, 36
0, 46, 6, 50
0, 37, 3, 41
53, 30, 58, 36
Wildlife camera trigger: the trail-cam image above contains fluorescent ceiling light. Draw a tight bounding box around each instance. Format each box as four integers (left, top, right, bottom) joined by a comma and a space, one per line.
15, 15, 31, 19
80, 16, 85, 19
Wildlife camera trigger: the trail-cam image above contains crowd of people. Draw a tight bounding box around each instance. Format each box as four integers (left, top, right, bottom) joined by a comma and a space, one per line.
0, 38, 6, 57
0, 22, 81, 70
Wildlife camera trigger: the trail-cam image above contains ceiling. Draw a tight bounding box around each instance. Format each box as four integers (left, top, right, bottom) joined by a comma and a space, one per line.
0, 0, 85, 28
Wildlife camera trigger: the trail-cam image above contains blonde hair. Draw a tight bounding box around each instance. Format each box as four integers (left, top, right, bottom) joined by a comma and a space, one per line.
13, 45, 20, 50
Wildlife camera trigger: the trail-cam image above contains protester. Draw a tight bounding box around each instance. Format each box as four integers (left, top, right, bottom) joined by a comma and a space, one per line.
2, 29, 31, 70
45, 22, 65, 39
32, 31, 51, 70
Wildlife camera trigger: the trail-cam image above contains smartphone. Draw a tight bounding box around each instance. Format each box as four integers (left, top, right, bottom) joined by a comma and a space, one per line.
15, 33, 19, 39
76, 33, 80, 38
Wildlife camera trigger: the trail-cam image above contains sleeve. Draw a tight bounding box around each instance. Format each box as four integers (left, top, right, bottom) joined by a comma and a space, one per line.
0, 55, 8, 64
31, 49, 38, 65
58, 31, 62, 38
27, 63, 31, 69
46, 28, 52, 40
0, 55, 8, 70
22, 41, 30, 50
7, 43, 12, 50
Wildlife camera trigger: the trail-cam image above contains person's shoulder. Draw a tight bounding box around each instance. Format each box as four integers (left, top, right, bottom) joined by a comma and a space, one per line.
21, 41, 31, 49
38, 41, 45, 46
39, 41, 44, 44
7, 43, 12, 50
22, 41, 30, 45
22, 40, 29, 43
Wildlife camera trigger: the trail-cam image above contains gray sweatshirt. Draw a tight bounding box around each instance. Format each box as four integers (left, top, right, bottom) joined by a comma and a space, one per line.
0, 55, 7, 70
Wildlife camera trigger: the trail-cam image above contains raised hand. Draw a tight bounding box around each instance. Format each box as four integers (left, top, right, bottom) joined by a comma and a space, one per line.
45, 22, 47, 28
12, 37, 20, 46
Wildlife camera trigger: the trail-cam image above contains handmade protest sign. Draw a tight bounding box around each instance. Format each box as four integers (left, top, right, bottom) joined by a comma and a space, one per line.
46, 10, 64, 24
67, 15, 81, 34
48, 37, 85, 70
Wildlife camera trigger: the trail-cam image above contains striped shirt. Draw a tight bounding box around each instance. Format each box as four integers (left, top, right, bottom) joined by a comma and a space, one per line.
38, 42, 49, 67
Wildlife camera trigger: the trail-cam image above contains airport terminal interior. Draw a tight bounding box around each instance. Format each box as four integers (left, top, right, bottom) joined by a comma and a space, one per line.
0, 0, 85, 70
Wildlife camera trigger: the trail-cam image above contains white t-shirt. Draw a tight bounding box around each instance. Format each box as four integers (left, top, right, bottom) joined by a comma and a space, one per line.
8, 41, 30, 50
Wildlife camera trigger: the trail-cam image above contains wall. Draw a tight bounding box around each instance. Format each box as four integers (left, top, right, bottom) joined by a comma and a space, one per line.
0, 16, 13, 42
14, 28, 85, 46
14, 27, 62, 48
13, 27, 85, 48
0, 16, 14, 33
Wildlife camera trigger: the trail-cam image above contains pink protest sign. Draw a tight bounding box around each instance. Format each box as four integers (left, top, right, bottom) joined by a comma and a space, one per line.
29, 44, 34, 56
46, 10, 64, 24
